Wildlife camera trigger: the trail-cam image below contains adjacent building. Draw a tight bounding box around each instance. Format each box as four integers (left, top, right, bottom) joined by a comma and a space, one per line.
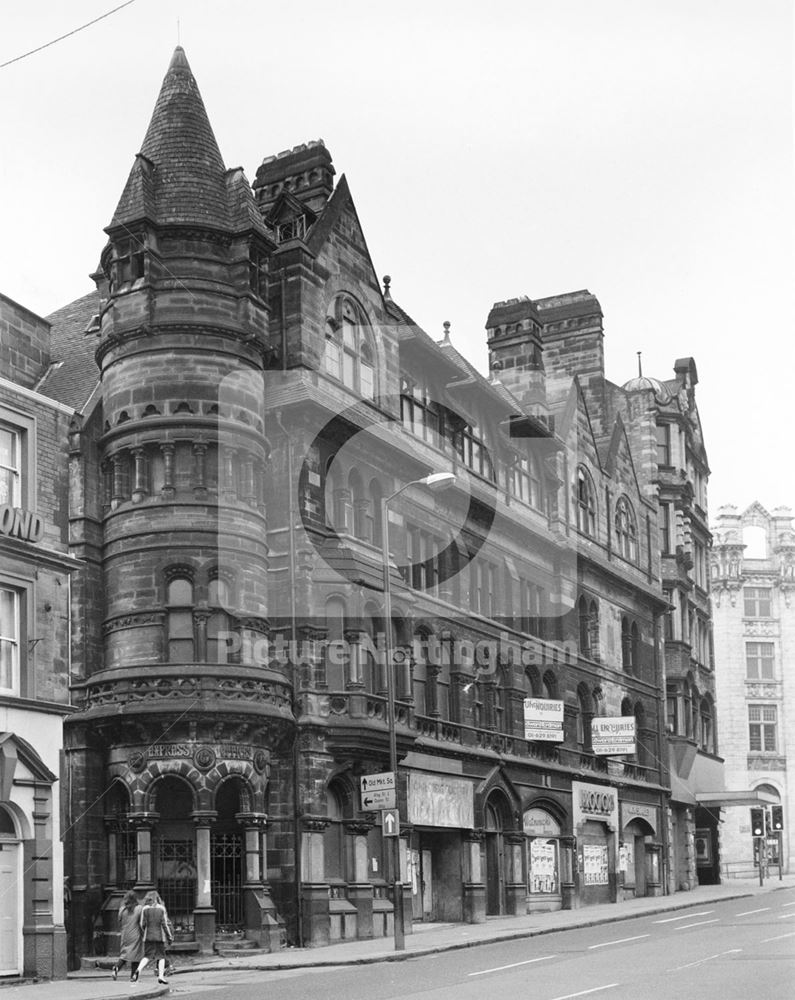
0, 292, 84, 977
711, 503, 795, 875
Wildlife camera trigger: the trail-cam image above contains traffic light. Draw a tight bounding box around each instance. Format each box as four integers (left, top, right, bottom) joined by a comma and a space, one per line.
750, 807, 765, 837
771, 805, 784, 832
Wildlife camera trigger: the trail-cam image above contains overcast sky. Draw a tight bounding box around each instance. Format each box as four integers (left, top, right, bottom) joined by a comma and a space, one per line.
1, 0, 792, 514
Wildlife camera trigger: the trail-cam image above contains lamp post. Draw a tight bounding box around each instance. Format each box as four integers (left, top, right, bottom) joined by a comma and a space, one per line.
380, 472, 455, 951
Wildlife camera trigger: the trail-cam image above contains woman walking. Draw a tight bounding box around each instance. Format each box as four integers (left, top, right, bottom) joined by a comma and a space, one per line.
112, 890, 143, 982
134, 890, 173, 985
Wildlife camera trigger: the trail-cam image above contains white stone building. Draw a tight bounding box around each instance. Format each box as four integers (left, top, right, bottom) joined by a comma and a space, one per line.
711, 503, 795, 876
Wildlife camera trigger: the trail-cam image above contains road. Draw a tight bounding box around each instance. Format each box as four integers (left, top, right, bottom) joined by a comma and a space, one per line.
169, 889, 795, 1000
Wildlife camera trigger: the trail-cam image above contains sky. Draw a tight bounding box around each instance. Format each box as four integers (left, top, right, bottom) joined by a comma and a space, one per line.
0, 0, 792, 513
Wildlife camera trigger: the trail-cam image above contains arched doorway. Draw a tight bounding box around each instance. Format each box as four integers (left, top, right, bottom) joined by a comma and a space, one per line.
485, 792, 512, 915
153, 776, 196, 935
0, 805, 21, 975
621, 818, 655, 897
212, 780, 245, 931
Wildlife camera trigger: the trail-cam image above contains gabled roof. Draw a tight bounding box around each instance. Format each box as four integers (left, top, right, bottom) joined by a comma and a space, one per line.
603, 412, 645, 502
36, 290, 101, 412
110, 47, 265, 237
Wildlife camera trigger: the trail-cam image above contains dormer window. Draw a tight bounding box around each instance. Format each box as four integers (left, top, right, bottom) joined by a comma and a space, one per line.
275, 215, 307, 242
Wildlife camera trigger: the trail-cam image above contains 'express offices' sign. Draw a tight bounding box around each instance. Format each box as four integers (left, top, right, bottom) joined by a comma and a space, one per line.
0, 505, 44, 543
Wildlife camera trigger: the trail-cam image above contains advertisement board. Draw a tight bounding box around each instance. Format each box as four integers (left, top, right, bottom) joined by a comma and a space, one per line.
591, 716, 636, 756
523, 698, 564, 742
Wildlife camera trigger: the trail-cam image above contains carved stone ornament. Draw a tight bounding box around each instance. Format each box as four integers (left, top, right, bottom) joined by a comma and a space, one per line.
253, 749, 269, 774
193, 745, 217, 771
744, 621, 778, 637
128, 751, 147, 773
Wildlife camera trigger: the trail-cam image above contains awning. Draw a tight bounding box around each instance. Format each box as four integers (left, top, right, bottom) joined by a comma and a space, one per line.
669, 771, 697, 805
696, 789, 779, 808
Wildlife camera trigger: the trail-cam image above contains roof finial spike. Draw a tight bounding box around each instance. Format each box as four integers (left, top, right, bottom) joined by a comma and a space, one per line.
442, 320, 451, 343
637, 351, 643, 377
382, 275, 392, 300
177, 18, 180, 45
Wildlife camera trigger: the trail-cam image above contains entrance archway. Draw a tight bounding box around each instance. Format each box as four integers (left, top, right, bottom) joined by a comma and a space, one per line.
153, 776, 196, 934
484, 792, 512, 915
212, 779, 245, 931
622, 818, 654, 897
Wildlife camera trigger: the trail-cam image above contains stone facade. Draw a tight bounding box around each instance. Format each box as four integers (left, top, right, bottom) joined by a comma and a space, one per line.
35, 48, 722, 961
711, 503, 795, 875
0, 291, 82, 978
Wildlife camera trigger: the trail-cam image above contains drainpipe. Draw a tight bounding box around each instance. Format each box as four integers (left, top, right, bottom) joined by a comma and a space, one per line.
275, 409, 303, 945
654, 610, 671, 895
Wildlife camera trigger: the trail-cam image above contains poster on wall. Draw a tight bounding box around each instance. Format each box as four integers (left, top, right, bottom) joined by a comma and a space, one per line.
583, 844, 609, 885
529, 838, 558, 894
591, 716, 636, 755
523, 698, 564, 741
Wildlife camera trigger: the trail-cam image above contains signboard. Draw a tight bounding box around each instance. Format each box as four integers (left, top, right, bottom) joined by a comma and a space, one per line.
360, 772, 396, 811
361, 787, 396, 810
529, 839, 558, 894
572, 780, 619, 831
591, 716, 636, 756
0, 505, 44, 544
523, 698, 564, 742
523, 808, 562, 838
382, 809, 400, 837
407, 772, 474, 829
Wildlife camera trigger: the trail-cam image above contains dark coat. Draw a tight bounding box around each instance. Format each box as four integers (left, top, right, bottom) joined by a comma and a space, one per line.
118, 904, 144, 962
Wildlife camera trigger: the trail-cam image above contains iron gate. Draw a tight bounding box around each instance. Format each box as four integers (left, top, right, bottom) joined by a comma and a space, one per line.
211, 832, 243, 929
156, 838, 196, 932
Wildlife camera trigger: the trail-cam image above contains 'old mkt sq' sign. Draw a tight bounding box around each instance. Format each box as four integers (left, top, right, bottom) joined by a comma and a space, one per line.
0, 506, 44, 544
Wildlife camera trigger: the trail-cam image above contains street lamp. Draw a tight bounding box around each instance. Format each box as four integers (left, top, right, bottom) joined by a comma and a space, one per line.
380, 472, 456, 950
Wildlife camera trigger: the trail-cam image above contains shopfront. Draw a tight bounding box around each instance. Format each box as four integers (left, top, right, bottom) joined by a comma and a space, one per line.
619, 801, 663, 898
572, 781, 618, 906
406, 769, 474, 923
523, 806, 563, 912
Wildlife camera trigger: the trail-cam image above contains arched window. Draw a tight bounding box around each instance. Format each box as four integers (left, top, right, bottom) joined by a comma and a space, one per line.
369, 478, 383, 545
575, 467, 597, 536
578, 596, 590, 656
207, 575, 234, 663
621, 617, 639, 673
542, 670, 557, 700
579, 598, 600, 660
615, 497, 638, 562
166, 574, 194, 662
577, 683, 593, 749
324, 596, 347, 690
348, 468, 368, 540
323, 296, 377, 400
634, 701, 648, 766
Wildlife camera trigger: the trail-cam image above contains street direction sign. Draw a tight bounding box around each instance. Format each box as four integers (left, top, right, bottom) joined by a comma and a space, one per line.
382, 808, 400, 837
361, 772, 395, 791
361, 787, 396, 810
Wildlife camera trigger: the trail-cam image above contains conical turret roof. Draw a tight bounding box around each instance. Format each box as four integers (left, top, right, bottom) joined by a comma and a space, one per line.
110, 47, 254, 232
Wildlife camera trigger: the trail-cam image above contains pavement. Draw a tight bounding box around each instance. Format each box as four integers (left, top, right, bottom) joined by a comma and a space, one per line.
3, 873, 794, 1000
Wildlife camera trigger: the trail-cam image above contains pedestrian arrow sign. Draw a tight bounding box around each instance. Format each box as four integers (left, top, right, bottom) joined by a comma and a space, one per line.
382, 808, 400, 837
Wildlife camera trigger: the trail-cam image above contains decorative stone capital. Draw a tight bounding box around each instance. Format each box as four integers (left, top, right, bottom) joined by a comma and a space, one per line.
301, 813, 331, 832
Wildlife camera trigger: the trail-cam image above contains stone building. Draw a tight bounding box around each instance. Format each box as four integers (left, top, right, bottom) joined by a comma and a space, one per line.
49, 48, 708, 961
0, 291, 85, 977
711, 503, 795, 875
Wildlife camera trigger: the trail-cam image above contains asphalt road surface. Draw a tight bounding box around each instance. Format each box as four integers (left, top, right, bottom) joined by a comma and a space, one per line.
169, 889, 795, 1000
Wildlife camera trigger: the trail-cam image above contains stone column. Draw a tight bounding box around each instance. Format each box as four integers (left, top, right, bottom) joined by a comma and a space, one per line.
105, 822, 119, 888
131, 447, 148, 503
160, 443, 175, 498
192, 811, 216, 954
193, 442, 207, 497
300, 815, 331, 947
111, 454, 126, 508
462, 830, 486, 923
344, 629, 365, 689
